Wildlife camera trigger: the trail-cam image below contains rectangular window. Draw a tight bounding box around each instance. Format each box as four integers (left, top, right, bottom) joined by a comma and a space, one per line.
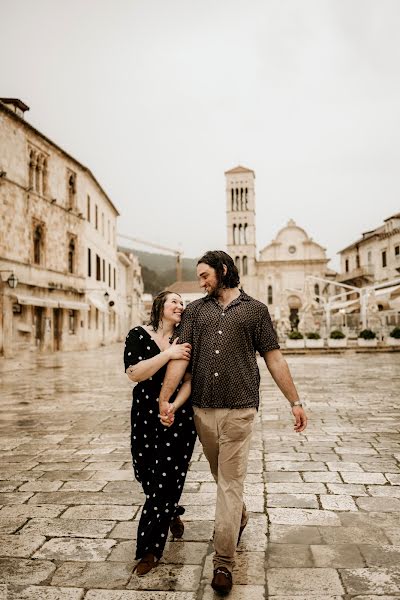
367, 251, 372, 264
108, 263, 111, 287
95, 308, 99, 329
95, 205, 98, 230
382, 250, 387, 268
345, 258, 349, 273
87, 195, 91, 222
102, 259, 105, 282
395, 245, 400, 256
113, 267, 116, 290
87, 248, 92, 277
356, 254, 360, 269
96, 254, 101, 281
68, 310, 76, 335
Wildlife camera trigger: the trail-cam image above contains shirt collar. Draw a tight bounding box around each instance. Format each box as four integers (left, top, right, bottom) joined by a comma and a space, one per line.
205, 288, 251, 307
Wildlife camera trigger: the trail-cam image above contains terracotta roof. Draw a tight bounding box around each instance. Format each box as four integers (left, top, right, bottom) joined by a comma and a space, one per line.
165, 281, 204, 294
224, 165, 255, 175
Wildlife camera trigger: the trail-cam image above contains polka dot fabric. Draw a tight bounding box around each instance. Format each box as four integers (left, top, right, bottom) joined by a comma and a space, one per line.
176, 290, 280, 410
124, 326, 197, 559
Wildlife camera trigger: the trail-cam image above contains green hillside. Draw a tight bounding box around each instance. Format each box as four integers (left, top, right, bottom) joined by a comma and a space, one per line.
118, 246, 198, 295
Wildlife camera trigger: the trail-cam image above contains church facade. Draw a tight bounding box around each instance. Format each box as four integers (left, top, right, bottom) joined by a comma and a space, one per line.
225, 165, 336, 331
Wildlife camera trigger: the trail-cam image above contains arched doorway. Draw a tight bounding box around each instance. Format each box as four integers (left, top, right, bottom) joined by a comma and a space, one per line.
287, 294, 302, 330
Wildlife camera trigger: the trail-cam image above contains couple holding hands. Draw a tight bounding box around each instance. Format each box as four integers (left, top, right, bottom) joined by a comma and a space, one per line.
124, 250, 307, 595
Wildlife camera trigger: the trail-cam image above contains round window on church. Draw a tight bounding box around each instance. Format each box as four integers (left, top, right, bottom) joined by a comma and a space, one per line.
288, 245, 296, 254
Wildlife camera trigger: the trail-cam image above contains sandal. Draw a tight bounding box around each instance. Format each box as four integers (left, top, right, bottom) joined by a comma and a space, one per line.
134, 552, 159, 576
170, 515, 184, 538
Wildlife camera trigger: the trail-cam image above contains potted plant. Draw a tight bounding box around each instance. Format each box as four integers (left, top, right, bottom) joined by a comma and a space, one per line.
286, 330, 305, 349
386, 326, 400, 347
358, 329, 378, 347
305, 331, 324, 348
328, 329, 347, 348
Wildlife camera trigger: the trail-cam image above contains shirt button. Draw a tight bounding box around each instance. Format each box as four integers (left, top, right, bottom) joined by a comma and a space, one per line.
221, 312, 225, 316
215, 350, 219, 354
218, 330, 222, 334
214, 372, 219, 377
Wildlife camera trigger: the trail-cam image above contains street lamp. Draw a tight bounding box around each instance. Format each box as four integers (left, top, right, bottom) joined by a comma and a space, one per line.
0, 271, 18, 289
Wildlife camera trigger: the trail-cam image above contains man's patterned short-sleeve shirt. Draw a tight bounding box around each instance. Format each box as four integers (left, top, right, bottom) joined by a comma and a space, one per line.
177, 290, 280, 409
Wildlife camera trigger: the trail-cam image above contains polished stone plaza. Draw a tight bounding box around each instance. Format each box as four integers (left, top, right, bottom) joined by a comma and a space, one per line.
0, 346, 399, 599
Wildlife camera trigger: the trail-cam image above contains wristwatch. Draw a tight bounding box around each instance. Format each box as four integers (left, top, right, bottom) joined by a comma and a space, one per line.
291, 401, 304, 407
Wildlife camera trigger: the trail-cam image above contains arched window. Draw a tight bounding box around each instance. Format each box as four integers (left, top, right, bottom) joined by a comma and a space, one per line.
240, 188, 244, 210
42, 158, 48, 196
242, 256, 248, 275
35, 161, 41, 193
244, 223, 248, 244
235, 256, 241, 273
235, 188, 239, 211
238, 224, 243, 245
268, 285, 273, 304
68, 237, 75, 274
68, 172, 76, 209
231, 188, 234, 211
245, 187, 248, 210
29, 150, 35, 190
33, 224, 43, 264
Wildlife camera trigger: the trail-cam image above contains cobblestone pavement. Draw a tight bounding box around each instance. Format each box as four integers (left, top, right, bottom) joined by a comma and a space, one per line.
0, 345, 399, 599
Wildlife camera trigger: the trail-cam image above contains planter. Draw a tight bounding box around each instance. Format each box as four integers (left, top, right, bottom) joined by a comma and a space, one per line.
285, 339, 305, 349
305, 339, 324, 349
328, 338, 348, 348
385, 337, 400, 347
357, 339, 378, 347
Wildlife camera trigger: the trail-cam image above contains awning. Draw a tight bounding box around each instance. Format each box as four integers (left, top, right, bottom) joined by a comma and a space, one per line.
58, 300, 89, 311
87, 293, 108, 313
13, 294, 59, 309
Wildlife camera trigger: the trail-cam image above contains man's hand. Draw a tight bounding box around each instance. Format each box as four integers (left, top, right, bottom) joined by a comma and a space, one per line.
292, 405, 307, 432
159, 402, 176, 428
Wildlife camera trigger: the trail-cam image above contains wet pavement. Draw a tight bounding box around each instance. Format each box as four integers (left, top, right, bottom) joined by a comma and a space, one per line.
0, 345, 399, 599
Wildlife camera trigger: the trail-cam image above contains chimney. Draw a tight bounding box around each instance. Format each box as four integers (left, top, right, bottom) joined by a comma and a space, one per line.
0, 98, 30, 119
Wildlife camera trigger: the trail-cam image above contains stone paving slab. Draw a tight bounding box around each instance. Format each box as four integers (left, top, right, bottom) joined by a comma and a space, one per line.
51, 561, 134, 589
20, 517, 116, 538
9, 586, 85, 600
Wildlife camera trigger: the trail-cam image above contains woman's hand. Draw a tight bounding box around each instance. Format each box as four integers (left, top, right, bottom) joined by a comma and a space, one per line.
159, 401, 176, 427
166, 338, 191, 361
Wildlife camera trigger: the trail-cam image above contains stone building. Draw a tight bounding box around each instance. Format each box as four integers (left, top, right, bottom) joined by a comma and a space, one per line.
225, 165, 336, 331
338, 213, 400, 289
117, 249, 144, 339
0, 98, 143, 358
337, 212, 400, 331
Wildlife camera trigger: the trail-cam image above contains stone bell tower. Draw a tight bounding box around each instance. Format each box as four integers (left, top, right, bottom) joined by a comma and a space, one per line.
225, 165, 257, 280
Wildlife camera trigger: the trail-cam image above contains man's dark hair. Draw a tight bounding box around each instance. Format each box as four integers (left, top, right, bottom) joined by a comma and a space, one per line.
149, 290, 180, 331
197, 250, 240, 289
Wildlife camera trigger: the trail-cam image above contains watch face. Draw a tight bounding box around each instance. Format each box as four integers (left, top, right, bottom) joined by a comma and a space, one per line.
288, 245, 296, 254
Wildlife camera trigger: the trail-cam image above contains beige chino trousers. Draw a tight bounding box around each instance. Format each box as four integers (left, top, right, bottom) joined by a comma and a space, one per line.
193, 406, 256, 571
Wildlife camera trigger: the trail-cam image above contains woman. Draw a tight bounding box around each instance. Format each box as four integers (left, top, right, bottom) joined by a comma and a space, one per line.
124, 291, 196, 576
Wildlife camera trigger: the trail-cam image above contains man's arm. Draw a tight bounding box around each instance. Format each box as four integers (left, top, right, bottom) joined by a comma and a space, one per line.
159, 359, 188, 417
263, 349, 307, 432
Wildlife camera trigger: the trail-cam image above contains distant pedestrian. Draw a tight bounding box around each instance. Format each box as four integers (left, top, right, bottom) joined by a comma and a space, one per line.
124, 291, 196, 576
159, 250, 307, 594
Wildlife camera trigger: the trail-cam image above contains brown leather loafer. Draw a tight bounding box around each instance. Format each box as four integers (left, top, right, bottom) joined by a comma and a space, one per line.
170, 515, 184, 538
135, 552, 159, 576
211, 566, 233, 595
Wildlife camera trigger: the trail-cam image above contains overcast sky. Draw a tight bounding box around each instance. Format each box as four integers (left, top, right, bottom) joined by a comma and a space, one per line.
2, 0, 400, 270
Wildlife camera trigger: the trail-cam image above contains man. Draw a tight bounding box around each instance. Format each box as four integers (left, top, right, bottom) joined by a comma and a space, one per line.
159, 250, 307, 595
